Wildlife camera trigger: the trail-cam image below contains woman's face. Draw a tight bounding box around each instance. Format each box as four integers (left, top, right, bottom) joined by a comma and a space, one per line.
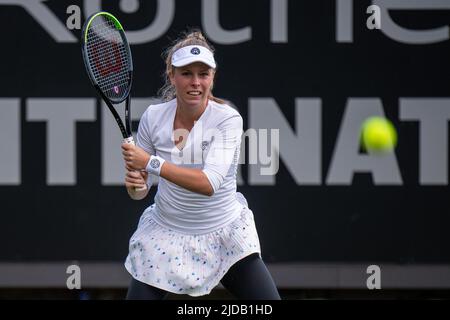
170, 62, 215, 109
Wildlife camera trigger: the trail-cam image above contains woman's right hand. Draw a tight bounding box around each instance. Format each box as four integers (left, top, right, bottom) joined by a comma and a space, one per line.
125, 170, 149, 200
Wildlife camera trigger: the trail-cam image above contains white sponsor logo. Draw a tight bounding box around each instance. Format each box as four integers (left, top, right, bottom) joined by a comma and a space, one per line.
0, 0, 447, 44
2, 97, 450, 186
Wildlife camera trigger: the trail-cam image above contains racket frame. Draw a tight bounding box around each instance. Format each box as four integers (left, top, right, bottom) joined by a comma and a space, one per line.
81, 11, 134, 140
81, 12, 146, 191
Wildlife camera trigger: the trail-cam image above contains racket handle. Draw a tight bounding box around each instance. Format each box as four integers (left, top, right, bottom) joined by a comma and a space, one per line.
123, 136, 147, 192
124, 136, 135, 145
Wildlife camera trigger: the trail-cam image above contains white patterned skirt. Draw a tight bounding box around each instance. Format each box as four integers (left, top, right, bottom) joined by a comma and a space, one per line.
124, 195, 261, 297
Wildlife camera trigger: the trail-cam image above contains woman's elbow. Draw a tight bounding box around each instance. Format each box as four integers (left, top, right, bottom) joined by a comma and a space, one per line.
199, 172, 216, 196
199, 181, 214, 197
201, 185, 214, 197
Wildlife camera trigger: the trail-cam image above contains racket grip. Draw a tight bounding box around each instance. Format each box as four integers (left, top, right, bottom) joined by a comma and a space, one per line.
123, 136, 147, 192
124, 136, 135, 145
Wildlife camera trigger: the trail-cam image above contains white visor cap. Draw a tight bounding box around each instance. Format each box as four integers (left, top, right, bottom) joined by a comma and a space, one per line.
171, 45, 216, 69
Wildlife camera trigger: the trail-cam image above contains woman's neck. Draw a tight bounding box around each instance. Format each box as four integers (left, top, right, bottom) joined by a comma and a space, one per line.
175, 99, 208, 124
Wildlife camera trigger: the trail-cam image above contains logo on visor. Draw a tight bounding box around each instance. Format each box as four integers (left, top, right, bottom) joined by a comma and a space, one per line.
191, 47, 201, 55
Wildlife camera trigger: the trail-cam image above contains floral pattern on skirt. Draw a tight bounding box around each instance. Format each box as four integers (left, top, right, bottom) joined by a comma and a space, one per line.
124, 202, 261, 297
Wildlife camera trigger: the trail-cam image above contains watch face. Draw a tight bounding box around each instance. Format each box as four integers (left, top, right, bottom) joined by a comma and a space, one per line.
150, 158, 160, 169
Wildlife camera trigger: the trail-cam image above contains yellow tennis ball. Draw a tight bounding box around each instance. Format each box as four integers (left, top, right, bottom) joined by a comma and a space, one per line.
361, 116, 397, 153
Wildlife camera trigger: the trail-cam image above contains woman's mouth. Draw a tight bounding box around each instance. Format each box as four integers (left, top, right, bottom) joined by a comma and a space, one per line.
187, 91, 202, 96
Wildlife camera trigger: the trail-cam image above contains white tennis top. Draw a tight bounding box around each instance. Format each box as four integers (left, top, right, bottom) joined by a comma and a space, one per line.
136, 98, 243, 234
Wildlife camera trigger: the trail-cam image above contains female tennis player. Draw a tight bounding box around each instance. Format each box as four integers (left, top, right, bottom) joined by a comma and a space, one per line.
121, 30, 280, 300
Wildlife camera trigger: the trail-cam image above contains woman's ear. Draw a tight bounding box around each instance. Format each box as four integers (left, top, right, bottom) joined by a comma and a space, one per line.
169, 68, 175, 86
210, 70, 216, 91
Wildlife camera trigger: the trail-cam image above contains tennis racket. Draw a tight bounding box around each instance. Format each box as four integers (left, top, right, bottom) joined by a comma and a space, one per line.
81, 12, 145, 190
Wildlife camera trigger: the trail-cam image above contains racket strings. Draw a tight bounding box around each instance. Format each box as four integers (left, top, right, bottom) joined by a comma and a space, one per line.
86, 16, 131, 102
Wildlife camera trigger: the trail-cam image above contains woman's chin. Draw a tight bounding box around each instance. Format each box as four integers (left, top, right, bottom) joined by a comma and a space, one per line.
181, 96, 206, 107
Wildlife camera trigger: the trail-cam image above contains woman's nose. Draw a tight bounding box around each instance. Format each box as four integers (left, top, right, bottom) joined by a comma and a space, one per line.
191, 75, 200, 86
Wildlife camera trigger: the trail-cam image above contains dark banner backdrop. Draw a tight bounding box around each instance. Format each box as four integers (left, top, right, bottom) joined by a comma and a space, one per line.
1, 0, 449, 267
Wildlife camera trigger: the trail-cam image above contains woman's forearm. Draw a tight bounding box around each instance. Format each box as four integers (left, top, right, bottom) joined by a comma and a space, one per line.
160, 162, 214, 196
121, 143, 214, 196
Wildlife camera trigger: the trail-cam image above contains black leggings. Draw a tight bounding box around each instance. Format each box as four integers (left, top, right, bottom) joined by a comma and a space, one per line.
126, 253, 281, 300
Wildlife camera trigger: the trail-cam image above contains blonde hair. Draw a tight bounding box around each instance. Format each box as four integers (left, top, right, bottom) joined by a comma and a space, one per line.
158, 30, 226, 104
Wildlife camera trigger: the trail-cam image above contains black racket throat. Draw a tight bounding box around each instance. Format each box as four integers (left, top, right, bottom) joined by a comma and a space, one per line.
95, 84, 132, 139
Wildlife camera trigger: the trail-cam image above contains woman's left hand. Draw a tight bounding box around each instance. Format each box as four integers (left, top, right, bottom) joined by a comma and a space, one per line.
121, 143, 151, 171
